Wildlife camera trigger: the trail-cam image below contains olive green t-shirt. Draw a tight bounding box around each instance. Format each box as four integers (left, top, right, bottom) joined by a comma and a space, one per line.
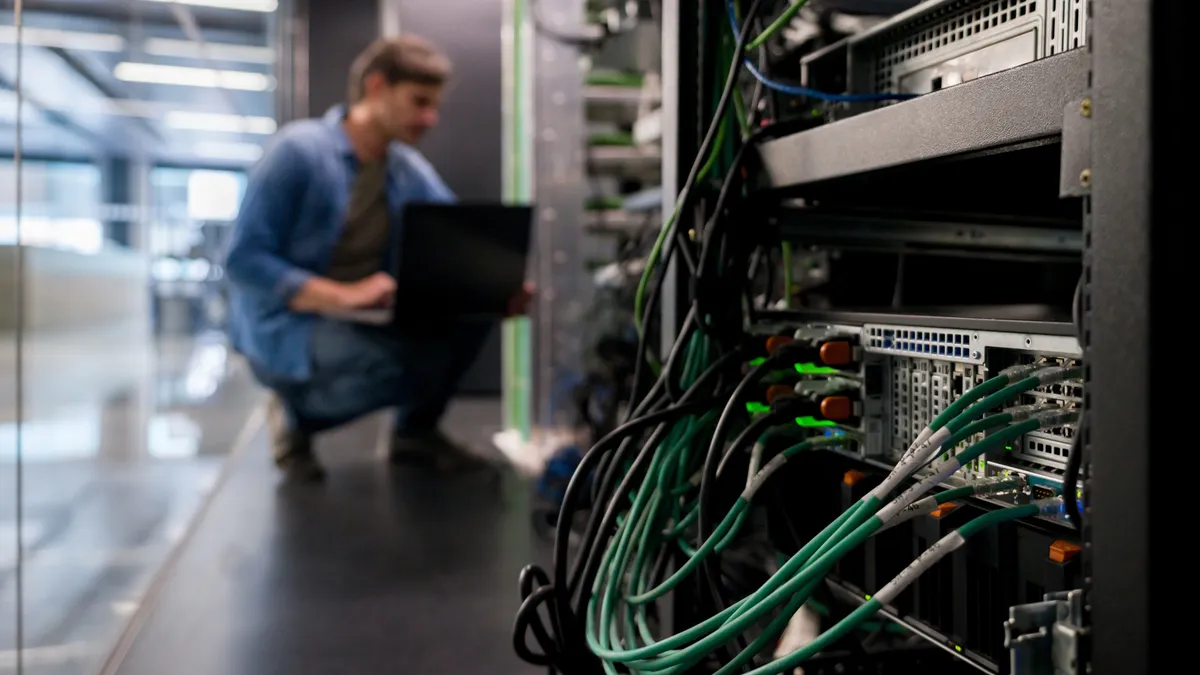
325, 160, 390, 282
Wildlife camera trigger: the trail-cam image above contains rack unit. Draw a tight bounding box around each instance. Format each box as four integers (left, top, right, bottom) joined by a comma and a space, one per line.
500, 0, 665, 467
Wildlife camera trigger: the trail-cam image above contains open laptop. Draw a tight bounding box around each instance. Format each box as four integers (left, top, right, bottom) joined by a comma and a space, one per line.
322, 202, 534, 325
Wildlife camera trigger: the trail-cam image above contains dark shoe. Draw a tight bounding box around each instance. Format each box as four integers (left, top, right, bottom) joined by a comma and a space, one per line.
268, 395, 325, 483
390, 430, 497, 473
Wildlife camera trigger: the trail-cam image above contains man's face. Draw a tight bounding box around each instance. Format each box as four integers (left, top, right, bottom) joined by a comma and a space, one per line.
369, 80, 444, 145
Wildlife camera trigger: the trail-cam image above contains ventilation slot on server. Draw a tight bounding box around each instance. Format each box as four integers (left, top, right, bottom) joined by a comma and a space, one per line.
865, 326, 974, 360
1016, 433, 1073, 469
1050, 0, 1087, 54
872, 0, 1044, 93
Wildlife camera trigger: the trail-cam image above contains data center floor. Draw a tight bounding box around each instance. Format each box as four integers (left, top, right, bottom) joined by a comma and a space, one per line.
108, 398, 548, 675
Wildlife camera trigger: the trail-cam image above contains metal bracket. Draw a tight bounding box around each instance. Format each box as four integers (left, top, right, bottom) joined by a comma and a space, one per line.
1005, 589, 1087, 675
1060, 98, 1092, 197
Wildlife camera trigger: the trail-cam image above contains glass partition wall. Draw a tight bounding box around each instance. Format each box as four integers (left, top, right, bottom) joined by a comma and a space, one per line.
1, 1, 18, 665
1, 1, 285, 671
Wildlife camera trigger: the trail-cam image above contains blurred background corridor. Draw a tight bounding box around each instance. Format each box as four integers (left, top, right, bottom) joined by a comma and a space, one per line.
0, 1, 554, 673
2, 1, 285, 670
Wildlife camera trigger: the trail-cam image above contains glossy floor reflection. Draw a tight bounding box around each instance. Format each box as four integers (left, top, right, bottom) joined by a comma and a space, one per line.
110, 400, 548, 675
0, 330, 263, 674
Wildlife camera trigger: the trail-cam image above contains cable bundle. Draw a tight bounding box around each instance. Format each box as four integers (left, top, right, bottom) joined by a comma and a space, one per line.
515, 351, 1078, 672
514, 3, 1078, 673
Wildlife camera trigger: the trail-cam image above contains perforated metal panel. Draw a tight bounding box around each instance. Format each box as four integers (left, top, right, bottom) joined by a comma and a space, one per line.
864, 324, 979, 363
887, 356, 984, 464
1050, 0, 1088, 55
844, 0, 1088, 94
1017, 431, 1074, 468
1012, 360, 1081, 467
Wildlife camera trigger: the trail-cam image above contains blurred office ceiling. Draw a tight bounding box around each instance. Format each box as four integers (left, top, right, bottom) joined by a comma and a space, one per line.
0, 0, 278, 167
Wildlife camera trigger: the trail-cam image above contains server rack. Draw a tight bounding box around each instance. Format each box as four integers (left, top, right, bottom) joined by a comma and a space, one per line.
655, 1, 1167, 672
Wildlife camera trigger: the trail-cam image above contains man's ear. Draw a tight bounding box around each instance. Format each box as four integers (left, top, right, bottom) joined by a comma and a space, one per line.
361, 71, 387, 99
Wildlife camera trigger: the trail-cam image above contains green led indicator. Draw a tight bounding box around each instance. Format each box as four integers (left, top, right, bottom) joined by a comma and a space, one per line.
796, 363, 841, 375
749, 357, 768, 367
954, 645, 963, 653
1005, 445, 1013, 452
796, 416, 837, 428
864, 594, 872, 600
746, 402, 771, 415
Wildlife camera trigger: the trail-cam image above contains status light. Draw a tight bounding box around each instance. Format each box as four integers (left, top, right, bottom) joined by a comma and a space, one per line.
796, 363, 841, 375
796, 416, 837, 428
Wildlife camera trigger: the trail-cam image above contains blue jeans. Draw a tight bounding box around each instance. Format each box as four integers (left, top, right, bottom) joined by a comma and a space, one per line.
253, 318, 493, 435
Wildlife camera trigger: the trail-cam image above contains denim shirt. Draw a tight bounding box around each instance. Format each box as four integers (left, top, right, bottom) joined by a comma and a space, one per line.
224, 106, 455, 381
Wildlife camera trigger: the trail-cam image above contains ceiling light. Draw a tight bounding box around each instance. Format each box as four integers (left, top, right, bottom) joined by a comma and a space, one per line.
0, 26, 125, 52
144, 38, 275, 64
166, 111, 276, 134
114, 62, 274, 91
193, 141, 264, 162
142, 0, 279, 12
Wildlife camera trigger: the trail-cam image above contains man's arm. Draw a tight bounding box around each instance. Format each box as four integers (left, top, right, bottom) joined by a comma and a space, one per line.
224, 133, 316, 307
225, 133, 393, 313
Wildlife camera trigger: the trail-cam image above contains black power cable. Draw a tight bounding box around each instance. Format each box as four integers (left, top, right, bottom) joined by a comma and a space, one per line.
515, 1, 774, 669
571, 350, 743, 599
1064, 274, 1085, 532
716, 410, 786, 479
515, 399, 715, 673
695, 354, 779, 602
662, 307, 700, 403
658, 0, 769, 288
513, 347, 741, 671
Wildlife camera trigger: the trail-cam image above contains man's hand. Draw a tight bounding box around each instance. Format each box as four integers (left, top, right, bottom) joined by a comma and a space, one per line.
289, 272, 398, 313
507, 281, 535, 317
339, 272, 397, 309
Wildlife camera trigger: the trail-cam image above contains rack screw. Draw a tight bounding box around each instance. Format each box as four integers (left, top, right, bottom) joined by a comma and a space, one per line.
1080, 98, 1092, 117
1080, 168, 1092, 188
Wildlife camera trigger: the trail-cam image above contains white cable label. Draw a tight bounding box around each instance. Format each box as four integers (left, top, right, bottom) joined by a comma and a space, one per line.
874, 427, 951, 501
747, 442, 766, 490
903, 430, 952, 485
742, 453, 788, 500
876, 459, 960, 522
878, 496, 937, 532
900, 426, 933, 462
903, 495, 938, 515
873, 531, 966, 606
919, 427, 952, 462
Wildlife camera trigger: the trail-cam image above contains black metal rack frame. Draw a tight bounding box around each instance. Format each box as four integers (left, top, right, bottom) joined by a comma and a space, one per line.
660, 1, 1174, 672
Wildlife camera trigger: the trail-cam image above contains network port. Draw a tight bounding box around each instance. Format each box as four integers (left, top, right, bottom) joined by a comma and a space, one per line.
1030, 484, 1058, 501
